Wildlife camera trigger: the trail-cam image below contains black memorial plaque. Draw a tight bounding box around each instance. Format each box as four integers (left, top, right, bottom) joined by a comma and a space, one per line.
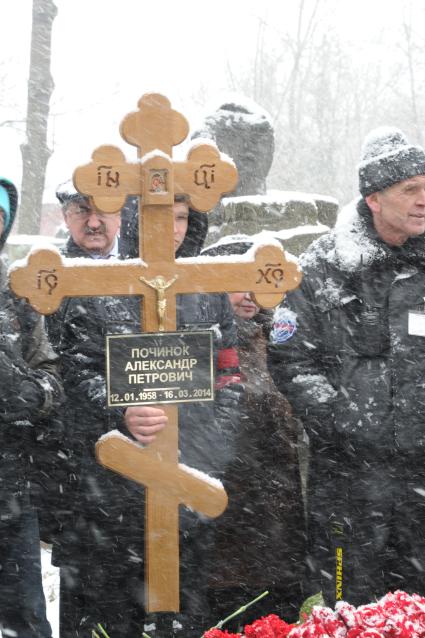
106, 331, 214, 406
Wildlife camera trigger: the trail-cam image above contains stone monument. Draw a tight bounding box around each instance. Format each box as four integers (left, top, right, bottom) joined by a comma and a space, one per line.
191, 95, 338, 255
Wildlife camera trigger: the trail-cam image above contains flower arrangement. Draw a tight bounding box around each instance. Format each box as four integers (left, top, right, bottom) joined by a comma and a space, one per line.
203, 591, 425, 638
92, 590, 425, 638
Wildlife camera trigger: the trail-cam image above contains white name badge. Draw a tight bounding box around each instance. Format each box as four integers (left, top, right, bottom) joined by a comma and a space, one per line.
408, 311, 425, 336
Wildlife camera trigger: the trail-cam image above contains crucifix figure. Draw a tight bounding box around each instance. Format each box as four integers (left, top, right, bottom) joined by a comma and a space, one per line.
10, 94, 302, 621
139, 274, 178, 331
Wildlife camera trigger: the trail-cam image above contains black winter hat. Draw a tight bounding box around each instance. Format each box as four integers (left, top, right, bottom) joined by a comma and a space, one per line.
358, 126, 425, 197
55, 179, 88, 206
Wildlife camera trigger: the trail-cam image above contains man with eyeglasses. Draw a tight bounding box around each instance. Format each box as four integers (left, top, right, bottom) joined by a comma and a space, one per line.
44, 182, 123, 351
57, 180, 122, 259
41, 182, 124, 557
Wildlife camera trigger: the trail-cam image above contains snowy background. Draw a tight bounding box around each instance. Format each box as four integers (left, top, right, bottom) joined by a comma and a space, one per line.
2, 0, 425, 210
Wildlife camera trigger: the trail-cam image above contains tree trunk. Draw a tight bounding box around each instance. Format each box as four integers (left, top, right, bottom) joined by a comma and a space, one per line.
18, 0, 57, 234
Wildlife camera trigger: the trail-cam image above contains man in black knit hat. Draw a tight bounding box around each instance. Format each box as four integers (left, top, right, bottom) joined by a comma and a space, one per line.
268, 127, 425, 606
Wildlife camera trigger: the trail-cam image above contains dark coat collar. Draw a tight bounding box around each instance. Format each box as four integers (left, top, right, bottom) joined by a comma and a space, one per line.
303, 197, 425, 274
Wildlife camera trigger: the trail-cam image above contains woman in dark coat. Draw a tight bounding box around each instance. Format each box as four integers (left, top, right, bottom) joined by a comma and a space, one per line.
203, 239, 306, 629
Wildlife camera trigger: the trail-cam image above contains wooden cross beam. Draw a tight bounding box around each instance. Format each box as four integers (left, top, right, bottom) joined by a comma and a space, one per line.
10, 93, 302, 612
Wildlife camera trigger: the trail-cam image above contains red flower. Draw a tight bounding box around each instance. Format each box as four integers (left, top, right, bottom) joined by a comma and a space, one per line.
337, 591, 425, 638
354, 605, 387, 630
288, 606, 347, 638
203, 590, 425, 638
244, 614, 294, 638
203, 629, 242, 638
336, 601, 357, 628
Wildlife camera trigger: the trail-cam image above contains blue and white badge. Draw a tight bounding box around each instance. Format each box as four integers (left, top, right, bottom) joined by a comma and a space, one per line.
271, 307, 297, 344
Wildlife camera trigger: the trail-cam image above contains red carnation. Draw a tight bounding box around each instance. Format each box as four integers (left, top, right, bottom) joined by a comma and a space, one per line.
244, 614, 295, 638
203, 628, 242, 638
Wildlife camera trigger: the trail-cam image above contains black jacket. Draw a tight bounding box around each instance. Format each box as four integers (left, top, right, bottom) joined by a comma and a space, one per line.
0, 180, 63, 530
268, 197, 425, 461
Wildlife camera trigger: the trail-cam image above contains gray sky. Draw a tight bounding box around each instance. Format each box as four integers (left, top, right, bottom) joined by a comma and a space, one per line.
0, 0, 416, 203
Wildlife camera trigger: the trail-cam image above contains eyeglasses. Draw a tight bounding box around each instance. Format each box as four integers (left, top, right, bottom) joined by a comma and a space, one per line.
67, 206, 118, 221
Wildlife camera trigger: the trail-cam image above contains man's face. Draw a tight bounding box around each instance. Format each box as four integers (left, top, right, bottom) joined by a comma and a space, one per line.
173, 201, 189, 252
366, 175, 425, 245
64, 200, 121, 255
228, 292, 259, 320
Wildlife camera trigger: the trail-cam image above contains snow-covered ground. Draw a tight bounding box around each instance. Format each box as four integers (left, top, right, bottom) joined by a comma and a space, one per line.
0, 547, 59, 638
42, 546, 60, 637
0, 548, 59, 638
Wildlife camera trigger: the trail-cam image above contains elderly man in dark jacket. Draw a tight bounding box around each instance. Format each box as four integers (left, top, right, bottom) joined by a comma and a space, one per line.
268, 127, 425, 607
46, 180, 123, 349
0, 178, 63, 637
51, 190, 242, 637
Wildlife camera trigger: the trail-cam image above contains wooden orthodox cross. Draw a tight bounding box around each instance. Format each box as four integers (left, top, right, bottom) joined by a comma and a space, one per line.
10, 93, 302, 612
